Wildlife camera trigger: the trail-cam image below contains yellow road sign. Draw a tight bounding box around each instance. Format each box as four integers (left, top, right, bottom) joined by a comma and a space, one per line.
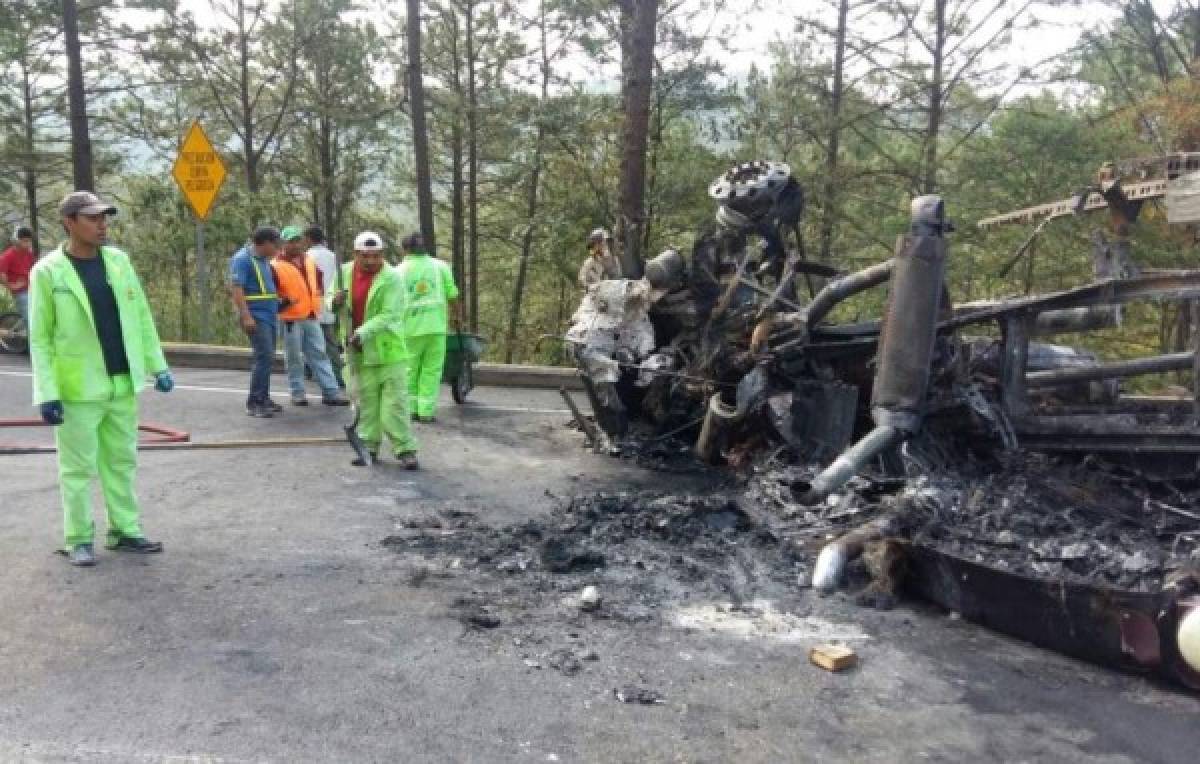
171, 121, 227, 220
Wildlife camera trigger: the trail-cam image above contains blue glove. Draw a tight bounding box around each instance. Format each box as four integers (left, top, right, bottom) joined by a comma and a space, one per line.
155, 370, 174, 393
39, 401, 64, 426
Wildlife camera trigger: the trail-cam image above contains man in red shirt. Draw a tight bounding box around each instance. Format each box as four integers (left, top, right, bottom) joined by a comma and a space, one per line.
0, 226, 35, 324
331, 231, 418, 468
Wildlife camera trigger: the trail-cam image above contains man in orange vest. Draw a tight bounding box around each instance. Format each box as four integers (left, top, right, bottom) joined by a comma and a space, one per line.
274, 226, 349, 406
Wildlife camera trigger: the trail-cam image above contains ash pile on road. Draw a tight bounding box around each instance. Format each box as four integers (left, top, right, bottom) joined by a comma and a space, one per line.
384, 446, 1200, 626
381, 488, 809, 626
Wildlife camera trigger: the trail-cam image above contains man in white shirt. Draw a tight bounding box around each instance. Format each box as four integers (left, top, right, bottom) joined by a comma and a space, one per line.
304, 225, 345, 388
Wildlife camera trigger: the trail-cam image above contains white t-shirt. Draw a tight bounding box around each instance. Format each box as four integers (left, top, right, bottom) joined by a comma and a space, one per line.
308, 244, 339, 324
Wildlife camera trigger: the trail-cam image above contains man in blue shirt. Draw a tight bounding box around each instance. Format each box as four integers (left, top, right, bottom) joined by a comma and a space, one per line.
229, 227, 283, 417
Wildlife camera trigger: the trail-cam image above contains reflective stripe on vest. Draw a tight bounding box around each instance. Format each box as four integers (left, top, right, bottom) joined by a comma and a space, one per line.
245, 257, 278, 301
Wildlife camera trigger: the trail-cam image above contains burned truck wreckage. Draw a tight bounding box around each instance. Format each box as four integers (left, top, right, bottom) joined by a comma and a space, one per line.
563, 158, 1200, 691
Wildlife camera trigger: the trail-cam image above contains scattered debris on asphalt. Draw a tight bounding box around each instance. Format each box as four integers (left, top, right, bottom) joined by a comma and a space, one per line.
577, 585, 602, 611
614, 686, 665, 705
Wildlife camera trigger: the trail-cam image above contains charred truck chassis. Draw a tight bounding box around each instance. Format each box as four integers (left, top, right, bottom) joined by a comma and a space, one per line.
564, 158, 1200, 690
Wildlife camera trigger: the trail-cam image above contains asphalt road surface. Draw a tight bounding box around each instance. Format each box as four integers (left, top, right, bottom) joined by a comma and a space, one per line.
0, 356, 1196, 763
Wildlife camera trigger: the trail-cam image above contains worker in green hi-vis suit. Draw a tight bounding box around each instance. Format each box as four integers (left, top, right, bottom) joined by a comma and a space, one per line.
28, 191, 174, 567
332, 231, 419, 469
396, 232, 459, 422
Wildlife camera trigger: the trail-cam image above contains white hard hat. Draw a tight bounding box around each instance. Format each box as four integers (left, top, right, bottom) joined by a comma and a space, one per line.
354, 231, 385, 252
588, 227, 610, 243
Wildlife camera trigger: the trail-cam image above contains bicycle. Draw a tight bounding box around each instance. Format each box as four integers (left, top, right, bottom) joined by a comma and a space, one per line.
0, 311, 28, 354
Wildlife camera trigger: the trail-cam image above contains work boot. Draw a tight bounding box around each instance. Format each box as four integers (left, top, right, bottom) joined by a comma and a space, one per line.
351, 451, 377, 467
67, 543, 96, 567
322, 392, 350, 406
107, 535, 163, 553
292, 392, 309, 406
266, 399, 283, 413
397, 451, 419, 471
247, 404, 274, 418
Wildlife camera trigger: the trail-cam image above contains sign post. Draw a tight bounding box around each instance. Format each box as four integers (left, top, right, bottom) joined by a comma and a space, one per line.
171, 121, 227, 342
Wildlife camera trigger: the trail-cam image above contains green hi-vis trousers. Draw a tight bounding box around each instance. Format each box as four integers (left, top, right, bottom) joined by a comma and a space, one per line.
406, 333, 446, 418
351, 358, 418, 456
54, 374, 145, 548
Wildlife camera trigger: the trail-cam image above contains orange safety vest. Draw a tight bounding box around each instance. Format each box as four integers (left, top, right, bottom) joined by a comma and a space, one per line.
272, 254, 323, 321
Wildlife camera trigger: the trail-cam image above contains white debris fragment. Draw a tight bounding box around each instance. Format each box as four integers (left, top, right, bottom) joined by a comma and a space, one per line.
579, 585, 602, 611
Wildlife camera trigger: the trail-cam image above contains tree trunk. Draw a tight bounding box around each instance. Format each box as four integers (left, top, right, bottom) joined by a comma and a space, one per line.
319, 114, 335, 249
504, 0, 550, 363
921, 0, 946, 195
504, 139, 542, 362
20, 58, 39, 253
448, 9, 466, 306
1193, 5, 1200, 63
642, 87, 664, 257
180, 245, 190, 341
407, 0, 437, 251
451, 122, 466, 300
554, 277, 568, 364
238, 0, 259, 192
817, 0, 849, 264
615, 0, 658, 280
466, 0, 479, 332
62, 0, 94, 191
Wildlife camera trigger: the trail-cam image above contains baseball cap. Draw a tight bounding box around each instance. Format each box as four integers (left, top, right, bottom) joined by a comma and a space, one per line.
280, 225, 303, 241
354, 231, 385, 252
59, 191, 117, 218
587, 227, 608, 242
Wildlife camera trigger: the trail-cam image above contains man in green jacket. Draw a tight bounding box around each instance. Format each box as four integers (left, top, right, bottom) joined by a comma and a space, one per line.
332, 231, 418, 469
28, 191, 174, 567
397, 232, 459, 422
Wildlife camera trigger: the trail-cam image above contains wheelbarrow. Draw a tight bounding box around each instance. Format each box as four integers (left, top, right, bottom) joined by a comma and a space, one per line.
444, 332, 486, 404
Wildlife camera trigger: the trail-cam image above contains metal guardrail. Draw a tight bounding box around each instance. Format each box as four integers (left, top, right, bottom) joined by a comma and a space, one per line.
160, 342, 584, 390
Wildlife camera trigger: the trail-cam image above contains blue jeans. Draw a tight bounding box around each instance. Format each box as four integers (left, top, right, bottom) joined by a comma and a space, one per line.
248, 319, 277, 407
282, 318, 339, 397
14, 291, 28, 324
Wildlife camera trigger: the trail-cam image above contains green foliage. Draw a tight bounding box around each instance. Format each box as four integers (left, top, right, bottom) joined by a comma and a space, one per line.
4, 0, 1200, 382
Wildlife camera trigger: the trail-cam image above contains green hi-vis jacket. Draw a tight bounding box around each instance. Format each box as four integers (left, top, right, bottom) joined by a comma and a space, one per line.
396, 253, 458, 337
28, 245, 167, 405
330, 262, 408, 367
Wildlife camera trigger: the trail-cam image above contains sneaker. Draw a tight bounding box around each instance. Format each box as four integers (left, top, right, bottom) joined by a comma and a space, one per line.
322, 392, 350, 406
247, 404, 274, 418
67, 543, 96, 567
397, 451, 419, 470
107, 535, 163, 553
351, 451, 377, 467
292, 393, 310, 406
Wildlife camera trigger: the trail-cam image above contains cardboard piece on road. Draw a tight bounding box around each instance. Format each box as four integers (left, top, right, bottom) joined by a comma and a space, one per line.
809, 644, 858, 672
171, 121, 227, 220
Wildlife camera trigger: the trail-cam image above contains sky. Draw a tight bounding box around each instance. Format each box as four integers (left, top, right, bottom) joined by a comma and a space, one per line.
118, 0, 1187, 106
152, 0, 1155, 81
